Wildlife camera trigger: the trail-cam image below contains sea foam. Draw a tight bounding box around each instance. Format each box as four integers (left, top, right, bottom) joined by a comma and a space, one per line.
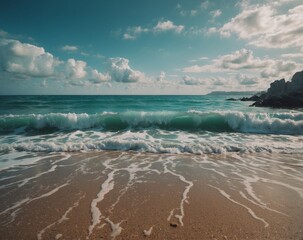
1, 111, 303, 135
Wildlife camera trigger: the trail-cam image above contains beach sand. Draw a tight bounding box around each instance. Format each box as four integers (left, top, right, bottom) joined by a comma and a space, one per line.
0, 151, 302, 239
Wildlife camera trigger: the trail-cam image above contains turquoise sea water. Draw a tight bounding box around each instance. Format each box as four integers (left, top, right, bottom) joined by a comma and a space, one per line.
0, 94, 303, 168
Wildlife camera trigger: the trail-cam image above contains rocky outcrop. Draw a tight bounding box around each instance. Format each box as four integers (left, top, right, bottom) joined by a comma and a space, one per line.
251, 70, 303, 109
226, 92, 266, 102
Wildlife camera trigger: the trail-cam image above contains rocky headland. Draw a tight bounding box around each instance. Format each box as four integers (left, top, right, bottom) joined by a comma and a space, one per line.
227, 70, 303, 109
251, 70, 303, 108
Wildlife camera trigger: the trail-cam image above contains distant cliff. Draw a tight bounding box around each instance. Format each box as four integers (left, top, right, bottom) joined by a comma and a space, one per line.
252, 70, 303, 108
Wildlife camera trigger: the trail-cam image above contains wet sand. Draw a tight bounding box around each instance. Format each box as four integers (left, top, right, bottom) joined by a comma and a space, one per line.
0, 151, 303, 239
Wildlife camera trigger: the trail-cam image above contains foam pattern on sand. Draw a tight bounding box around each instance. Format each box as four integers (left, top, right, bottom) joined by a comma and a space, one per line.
0, 152, 302, 239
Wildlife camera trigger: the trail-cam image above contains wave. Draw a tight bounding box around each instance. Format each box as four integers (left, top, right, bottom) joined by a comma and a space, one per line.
0, 129, 301, 154
1, 111, 303, 135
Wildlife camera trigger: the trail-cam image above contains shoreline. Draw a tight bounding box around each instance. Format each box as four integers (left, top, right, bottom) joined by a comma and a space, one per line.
0, 151, 302, 239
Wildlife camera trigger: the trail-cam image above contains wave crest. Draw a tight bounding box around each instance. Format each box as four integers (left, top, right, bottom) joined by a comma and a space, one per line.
1, 111, 303, 135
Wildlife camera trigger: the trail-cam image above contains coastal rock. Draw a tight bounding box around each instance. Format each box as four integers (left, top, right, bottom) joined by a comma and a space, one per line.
169, 222, 178, 228
267, 79, 286, 96
287, 71, 303, 93
226, 98, 238, 101
251, 70, 303, 109
240, 94, 264, 102
226, 92, 265, 102
252, 92, 303, 108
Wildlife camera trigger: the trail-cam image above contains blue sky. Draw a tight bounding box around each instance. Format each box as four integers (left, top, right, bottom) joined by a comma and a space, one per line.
0, 0, 302, 94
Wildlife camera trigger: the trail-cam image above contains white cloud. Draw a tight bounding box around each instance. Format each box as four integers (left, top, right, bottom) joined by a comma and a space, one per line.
260, 61, 298, 78
281, 53, 303, 59
153, 20, 184, 34
89, 69, 111, 83
182, 75, 232, 87
210, 9, 222, 18
66, 58, 87, 79
201, 1, 210, 10
190, 10, 197, 16
0, 37, 149, 87
182, 73, 263, 90
216, 49, 265, 70
123, 33, 136, 40
123, 20, 184, 40
123, 26, 149, 40
0, 39, 60, 78
183, 48, 299, 79
156, 71, 166, 81
183, 75, 205, 85
108, 57, 145, 83
235, 73, 259, 85
62, 45, 78, 51
213, 2, 303, 49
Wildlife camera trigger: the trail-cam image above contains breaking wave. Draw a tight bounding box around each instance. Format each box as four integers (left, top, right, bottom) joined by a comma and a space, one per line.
1, 111, 303, 135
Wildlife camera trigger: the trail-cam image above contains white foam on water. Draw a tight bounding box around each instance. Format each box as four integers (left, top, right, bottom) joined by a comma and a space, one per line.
239, 191, 287, 216
31, 182, 69, 202
37, 194, 85, 240
18, 164, 57, 187
164, 159, 193, 226
0, 175, 19, 181
0, 153, 71, 204
0, 181, 70, 225
209, 185, 269, 227
167, 209, 174, 221
143, 226, 153, 237
261, 178, 303, 199
0, 197, 30, 216
55, 234, 62, 239
1, 126, 303, 155
88, 169, 116, 236
0, 152, 53, 171
235, 174, 266, 207
105, 218, 123, 239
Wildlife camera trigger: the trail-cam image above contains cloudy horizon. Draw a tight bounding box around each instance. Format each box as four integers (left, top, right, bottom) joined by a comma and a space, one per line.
0, 0, 302, 95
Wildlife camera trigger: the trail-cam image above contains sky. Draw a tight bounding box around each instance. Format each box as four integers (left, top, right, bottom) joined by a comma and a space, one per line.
0, 0, 303, 95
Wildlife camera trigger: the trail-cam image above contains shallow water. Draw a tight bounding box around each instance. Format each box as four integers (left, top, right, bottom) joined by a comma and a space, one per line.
0, 151, 302, 239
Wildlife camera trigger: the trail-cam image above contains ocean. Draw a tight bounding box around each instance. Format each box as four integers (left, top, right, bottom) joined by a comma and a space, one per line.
0, 94, 303, 169
1, 94, 303, 239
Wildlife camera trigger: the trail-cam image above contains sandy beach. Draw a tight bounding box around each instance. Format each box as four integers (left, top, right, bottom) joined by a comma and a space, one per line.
0, 151, 302, 240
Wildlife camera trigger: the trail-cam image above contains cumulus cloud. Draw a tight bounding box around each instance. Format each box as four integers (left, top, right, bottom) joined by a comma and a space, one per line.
210, 9, 222, 18
183, 48, 299, 79
183, 75, 205, 85
235, 73, 259, 85
211, 2, 303, 49
0, 39, 60, 78
182, 75, 232, 87
62, 45, 78, 51
154, 20, 184, 33
182, 73, 262, 90
123, 26, 149, 40
66, 58, 87, 79
108, 57, 145, 83
123, 20, 184, 40
0, 37, 148, 87
89, 69, 111, 83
